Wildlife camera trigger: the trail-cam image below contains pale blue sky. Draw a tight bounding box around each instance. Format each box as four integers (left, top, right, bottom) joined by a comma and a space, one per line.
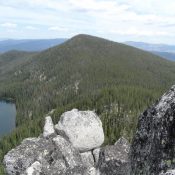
0, 0, 175, 44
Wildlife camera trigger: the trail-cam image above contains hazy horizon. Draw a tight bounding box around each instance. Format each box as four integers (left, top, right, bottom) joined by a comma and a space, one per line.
0, 35, 175, 46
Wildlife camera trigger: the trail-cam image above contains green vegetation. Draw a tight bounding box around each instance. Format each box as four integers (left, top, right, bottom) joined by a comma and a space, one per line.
0, 34, 175, 173
0, 50, 36, 80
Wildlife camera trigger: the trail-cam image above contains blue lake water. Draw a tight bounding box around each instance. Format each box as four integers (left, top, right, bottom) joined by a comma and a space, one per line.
0, 101, 16, 138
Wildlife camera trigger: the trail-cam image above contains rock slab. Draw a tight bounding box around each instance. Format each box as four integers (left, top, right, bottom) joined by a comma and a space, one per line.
97, 137, 130, 175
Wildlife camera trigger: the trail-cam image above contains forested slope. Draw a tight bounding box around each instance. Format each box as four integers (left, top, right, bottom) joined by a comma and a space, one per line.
0, 34, 175, 173
0, 50, 37, 80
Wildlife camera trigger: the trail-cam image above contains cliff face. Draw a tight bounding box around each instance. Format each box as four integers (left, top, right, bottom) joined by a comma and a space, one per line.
130, 85, 175, 175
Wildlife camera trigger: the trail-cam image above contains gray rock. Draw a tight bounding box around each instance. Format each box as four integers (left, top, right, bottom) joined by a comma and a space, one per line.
25, 161, 42, 175
130, 85, 175, 175
160, 169, 175, 175
53, 135, 84, 169
3, 135, 86, 175
3, 137, 54, 175
42, 135, 87, 175
85, 167, 98, 175
114, 137, 130, 154
80, 151, 94, 168
97, 137, 130, 175
93, 148, 100, 165
56, 109, 104, 152
43, 116, 55, 137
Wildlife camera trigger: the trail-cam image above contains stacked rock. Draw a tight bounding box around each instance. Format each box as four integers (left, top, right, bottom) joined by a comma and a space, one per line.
3, 109, 130, 175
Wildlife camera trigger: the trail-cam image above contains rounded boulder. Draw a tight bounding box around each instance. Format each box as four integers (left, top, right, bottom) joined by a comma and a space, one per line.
56, 109, 104, 152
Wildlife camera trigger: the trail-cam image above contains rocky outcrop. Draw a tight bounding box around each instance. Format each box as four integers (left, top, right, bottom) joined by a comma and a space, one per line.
55, 109, 104, 152
3, 135, 86, 175
3, 109, 130, 175
130, 85, 175, 175
3, 137, 54, 175
97, 137, 130, 175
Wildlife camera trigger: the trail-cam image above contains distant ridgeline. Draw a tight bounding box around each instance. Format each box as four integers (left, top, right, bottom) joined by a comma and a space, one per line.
0, 34, 175, 174
125, 41, 175, 61
0, 38, 67, 52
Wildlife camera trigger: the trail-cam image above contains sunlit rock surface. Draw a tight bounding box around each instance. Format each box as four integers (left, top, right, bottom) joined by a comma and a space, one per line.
56, 109, 104, 152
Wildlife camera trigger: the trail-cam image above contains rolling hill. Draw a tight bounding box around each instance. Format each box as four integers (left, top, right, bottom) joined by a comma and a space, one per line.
0, 38, 67, 52
1, 34, 175, 173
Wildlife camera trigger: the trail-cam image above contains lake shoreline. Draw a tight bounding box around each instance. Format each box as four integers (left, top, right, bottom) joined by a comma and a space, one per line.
0, 97, 15, 104
0, 101, 16, 138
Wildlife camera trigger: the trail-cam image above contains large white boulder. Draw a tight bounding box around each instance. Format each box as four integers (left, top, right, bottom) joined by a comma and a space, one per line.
56, 109, 104, 152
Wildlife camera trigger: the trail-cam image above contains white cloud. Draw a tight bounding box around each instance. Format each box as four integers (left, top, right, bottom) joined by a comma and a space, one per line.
25, 26, 38, 30
1, 22, 17, 28
48, 26, 68, 32
109, 28, 172, 37
68, 0, 129, 12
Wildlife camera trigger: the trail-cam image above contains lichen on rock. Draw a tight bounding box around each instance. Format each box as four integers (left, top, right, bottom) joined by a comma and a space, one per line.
130, 85, 175, 175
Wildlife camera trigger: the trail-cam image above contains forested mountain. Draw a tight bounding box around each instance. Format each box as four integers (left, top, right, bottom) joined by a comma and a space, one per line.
0, 38, 67, 52
0, 34, 175, 173
0, 51, 36, 79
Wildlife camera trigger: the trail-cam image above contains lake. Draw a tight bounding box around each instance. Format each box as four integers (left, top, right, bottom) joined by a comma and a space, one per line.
0, 101, 16, 138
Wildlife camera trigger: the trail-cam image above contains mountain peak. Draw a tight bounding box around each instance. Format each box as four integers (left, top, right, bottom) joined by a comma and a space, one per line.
67, 34, 112, 45
71, 34, 98, 40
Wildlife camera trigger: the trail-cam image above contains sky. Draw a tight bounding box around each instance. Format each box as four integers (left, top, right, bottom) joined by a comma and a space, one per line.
0, 0, 175, 44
